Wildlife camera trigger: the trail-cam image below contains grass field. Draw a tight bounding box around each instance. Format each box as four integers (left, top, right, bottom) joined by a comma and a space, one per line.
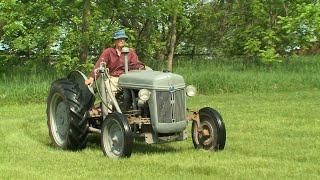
0, 90, 319, 179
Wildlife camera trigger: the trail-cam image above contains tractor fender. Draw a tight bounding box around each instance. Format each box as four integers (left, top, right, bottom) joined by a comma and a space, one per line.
67, 71, 95, 109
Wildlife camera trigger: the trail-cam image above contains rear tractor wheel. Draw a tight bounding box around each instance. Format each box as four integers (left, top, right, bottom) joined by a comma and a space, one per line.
47, 78, 91, 150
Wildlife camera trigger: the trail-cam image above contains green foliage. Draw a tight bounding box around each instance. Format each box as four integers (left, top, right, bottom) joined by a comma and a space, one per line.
244, 38, 261, 58
189, 1, 320, 64
259, 47, 281, 63
277, 2, 320, 54
55, 57, 94, 75
0, 0, 320, 71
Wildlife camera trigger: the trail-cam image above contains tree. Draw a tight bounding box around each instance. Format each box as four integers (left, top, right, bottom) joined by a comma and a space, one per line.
80, 0, 90, 64
167, 12, 177, 71
1, 0, 320, 72
0, 0, 61, 63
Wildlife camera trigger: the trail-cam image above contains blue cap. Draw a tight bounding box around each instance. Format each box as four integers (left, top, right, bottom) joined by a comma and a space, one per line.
112, 29, 128, 40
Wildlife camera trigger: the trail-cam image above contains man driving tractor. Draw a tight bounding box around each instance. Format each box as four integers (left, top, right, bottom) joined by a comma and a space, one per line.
85, 29, 144, 93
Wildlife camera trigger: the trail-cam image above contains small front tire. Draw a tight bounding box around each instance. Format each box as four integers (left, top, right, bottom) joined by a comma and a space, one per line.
101, 113, 133, 158
192, 107, 226, 151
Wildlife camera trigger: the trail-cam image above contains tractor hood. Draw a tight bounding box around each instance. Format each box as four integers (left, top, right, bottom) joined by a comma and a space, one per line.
118, 70, 185, 90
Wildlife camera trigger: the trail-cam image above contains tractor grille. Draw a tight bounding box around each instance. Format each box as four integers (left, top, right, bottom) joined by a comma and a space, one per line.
156, 90, 186, 123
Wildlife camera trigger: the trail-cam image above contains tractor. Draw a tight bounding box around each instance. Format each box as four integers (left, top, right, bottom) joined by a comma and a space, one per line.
46, 48, 226, 158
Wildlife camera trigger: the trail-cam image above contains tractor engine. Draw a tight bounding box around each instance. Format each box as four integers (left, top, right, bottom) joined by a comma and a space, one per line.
118, 70, 188, 134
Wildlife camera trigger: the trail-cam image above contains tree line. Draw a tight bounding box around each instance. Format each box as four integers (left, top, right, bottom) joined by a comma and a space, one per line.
0, 0, 319, 72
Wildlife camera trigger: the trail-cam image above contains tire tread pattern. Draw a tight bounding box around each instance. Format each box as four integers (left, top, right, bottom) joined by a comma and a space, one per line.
47, 78, 94, 150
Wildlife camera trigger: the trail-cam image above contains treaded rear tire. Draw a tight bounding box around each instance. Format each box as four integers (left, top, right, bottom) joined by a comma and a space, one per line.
47, 78, 90, 150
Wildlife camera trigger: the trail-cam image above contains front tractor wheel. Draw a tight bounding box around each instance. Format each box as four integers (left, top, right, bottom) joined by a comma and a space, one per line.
47, 78, 89, 150
101, 113, 133, 158
192, 107, 226, 151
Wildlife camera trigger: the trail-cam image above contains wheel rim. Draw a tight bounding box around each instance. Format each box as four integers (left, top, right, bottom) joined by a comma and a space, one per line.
50, 93, 69, 146
102, 118, 124, 157
196, 118, 217, 150
199, 121, 214, 147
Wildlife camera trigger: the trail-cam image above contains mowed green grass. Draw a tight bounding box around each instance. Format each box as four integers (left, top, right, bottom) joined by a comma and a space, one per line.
0, 90, 319, 179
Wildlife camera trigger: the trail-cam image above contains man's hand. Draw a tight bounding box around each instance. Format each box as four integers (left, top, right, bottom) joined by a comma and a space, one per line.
85, 77, 94, 86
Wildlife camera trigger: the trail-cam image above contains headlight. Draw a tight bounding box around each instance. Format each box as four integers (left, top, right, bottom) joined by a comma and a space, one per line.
138, 89, 151, 101
186, 85, 197, 97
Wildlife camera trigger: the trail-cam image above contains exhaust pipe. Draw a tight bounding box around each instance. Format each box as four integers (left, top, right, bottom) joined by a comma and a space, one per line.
122, 47, 129, 74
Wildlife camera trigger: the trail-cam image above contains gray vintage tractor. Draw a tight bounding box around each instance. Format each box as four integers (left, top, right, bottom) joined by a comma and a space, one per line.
47, 48, 226, 158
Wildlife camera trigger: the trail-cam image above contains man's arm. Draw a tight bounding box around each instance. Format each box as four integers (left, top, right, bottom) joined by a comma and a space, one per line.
128, 50, 144, 69
85, 49, 110, 85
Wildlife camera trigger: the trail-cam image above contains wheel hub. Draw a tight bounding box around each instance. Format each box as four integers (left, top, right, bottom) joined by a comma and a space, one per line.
55, 102, 68, 142
50, 93, 69, 146
198, 123, 214, 146
104, 119, 124, 157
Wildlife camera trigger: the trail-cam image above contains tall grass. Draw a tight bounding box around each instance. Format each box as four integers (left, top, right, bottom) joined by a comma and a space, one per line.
0, 55, 319, 105
174, 55, 320, 94
0, 67, 57, 105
